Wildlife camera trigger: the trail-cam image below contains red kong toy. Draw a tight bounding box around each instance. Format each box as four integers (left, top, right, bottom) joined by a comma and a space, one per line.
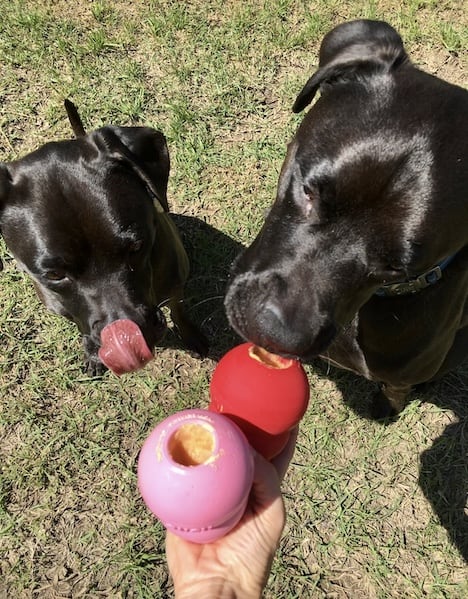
209, 343, 310, 459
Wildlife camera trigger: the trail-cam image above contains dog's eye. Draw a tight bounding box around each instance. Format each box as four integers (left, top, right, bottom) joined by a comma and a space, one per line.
44, 270, 66, 282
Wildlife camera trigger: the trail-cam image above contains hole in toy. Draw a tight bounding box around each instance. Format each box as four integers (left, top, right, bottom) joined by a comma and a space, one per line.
249, 345, 293, 369
168, 423, 215, 466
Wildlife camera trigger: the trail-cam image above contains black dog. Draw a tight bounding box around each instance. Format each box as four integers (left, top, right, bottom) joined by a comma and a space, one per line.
225, 20, 468, 418
0, 100, 208, 375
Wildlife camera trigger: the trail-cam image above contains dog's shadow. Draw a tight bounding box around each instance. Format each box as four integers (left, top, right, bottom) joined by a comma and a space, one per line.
164, 214, 243, 360
318, 359, 468, 562
417, 369, 468, 562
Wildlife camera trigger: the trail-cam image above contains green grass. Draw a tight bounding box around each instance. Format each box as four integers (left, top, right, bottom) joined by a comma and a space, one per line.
1, 1, 467, 597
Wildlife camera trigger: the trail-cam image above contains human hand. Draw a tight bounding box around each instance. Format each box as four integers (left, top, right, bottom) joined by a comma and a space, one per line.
165, 428, 298, 599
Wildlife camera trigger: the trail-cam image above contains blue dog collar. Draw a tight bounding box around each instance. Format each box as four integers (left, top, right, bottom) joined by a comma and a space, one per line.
375, 254, 456, 297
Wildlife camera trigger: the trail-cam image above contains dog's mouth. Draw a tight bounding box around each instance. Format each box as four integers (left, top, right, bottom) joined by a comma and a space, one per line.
98, 319, 154, 375
243, 320, 337, 363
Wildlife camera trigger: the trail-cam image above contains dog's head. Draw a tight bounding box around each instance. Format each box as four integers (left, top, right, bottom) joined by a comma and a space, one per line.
0, 108, 180, 374
225, 19, 468, 359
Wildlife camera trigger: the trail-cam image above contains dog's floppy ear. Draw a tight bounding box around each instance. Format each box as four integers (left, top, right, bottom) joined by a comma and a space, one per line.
293, 19, 408, 113
95, 127, 171, 212
0, 163, 13, 214
0, 163, 13, 270
0, 162, 12, 199
64, 101, 170, 211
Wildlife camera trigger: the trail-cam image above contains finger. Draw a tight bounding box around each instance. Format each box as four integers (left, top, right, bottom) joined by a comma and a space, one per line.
250, 453, 286, 538
251, 451, 282, 504
270, 426, 298, 481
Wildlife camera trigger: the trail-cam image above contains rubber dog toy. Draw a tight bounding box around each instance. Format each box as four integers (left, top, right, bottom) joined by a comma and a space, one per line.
209, 343, 309, 459
137, 409, 254, 543
137, 344, 310, 542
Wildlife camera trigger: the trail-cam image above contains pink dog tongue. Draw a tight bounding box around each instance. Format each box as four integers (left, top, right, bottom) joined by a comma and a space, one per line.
98, 319, 153, 375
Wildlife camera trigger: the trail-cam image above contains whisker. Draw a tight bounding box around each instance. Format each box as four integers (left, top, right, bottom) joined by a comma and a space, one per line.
189, 295, 225, 309
201, 306, 228, 327
157, 297, 173, 309
157, 294, 225, 310
186, 275, 229, 284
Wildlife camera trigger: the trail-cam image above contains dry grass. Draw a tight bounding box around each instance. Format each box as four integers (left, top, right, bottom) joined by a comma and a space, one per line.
0, 1, 467, 597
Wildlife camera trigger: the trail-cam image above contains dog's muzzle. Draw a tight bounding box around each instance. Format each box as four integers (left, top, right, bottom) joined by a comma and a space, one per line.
225, 271, 336, 359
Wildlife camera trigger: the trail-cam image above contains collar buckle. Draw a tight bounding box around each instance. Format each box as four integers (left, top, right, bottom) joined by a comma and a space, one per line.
376, 264, 445, 297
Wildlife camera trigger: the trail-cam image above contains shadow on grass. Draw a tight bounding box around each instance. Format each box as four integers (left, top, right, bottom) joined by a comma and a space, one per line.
418, 367, 468, 562
163, 213, 244, 360
313, 358, 468, 563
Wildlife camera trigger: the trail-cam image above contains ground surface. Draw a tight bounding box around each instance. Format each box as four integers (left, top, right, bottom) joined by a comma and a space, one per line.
0, 1, 467, 597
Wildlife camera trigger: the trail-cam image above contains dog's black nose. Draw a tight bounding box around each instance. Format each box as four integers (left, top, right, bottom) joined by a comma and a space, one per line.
226, 271, 337, 358
253, 300, 336, 358
257, 302, 301, 352
261, 302, 288, 335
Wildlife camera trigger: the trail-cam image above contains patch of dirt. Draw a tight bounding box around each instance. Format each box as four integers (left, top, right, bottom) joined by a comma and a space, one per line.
412, 46, 467, 88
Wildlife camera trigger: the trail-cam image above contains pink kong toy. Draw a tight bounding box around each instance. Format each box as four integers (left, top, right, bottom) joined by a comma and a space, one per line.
137, 409, 254, 543
209, 343, 310, 460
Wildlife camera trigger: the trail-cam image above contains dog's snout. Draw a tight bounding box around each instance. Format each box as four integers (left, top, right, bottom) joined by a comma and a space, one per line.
258, 300, 300, 351
258, 301, 336, 357
262, 301, 287, 329
87, 304, 167, 347
226, 269, 338, 359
